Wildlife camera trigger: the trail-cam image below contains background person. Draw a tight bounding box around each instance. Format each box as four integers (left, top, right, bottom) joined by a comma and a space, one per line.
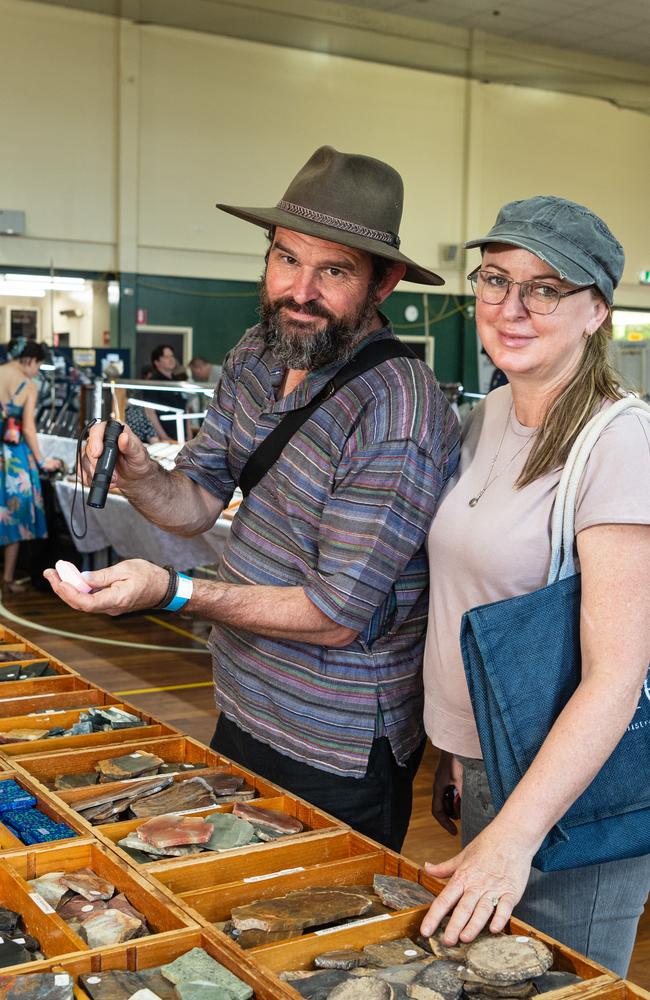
139, 345, 188, 441
189, 356, 222, 385
0, 339, 60, 592
420, 196, 650, 975
45, 145, 460, 850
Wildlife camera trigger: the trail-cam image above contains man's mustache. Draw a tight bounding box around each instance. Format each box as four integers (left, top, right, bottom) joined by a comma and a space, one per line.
272, 297, 334, 322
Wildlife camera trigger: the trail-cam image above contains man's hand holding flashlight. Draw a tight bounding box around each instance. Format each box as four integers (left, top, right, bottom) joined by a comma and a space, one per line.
81, 422, 152, 493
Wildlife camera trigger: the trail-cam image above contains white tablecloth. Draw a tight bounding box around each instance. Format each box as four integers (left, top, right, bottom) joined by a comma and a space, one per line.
55, 480, 230, 570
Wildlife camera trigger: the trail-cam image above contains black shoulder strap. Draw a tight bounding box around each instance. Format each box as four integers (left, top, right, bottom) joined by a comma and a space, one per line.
239, 338, 416, 498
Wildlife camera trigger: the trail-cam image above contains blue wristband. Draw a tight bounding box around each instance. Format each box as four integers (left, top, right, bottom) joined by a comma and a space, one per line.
163, 572, 193, 612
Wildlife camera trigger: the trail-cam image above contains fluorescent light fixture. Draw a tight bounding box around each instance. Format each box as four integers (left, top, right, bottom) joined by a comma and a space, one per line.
107, 281, 120, 305
1, 273, 88, 294
6, 273, 86, 286
0, 284, 45, 298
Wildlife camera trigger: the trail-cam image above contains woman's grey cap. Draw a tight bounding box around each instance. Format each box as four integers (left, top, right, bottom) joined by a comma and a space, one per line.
465, 195, 624, 304
217, 145, 444, 286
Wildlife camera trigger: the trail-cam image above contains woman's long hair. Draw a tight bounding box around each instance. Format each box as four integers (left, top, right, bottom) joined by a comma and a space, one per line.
516, 305, 624, 488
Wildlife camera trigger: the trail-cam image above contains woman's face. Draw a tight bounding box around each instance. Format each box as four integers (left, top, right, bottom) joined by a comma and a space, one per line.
475, 245, 608, 389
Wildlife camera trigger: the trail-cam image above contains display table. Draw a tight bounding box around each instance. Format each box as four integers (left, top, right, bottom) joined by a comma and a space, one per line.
54, 480, 230, 570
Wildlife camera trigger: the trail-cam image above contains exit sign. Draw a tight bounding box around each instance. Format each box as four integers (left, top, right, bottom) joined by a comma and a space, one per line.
640, 271, 650, 284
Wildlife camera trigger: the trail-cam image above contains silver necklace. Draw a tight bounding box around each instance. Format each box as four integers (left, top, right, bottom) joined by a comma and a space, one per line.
468, 404, 530, 507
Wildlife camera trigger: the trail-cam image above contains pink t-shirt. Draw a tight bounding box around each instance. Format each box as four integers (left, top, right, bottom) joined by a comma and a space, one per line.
423, 385, 650, 758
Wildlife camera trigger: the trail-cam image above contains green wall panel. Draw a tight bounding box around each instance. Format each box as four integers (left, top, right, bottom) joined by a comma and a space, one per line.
129, 273, 478, 390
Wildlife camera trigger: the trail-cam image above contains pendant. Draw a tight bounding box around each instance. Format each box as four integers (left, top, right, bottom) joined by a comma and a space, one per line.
468, 496, 480, 507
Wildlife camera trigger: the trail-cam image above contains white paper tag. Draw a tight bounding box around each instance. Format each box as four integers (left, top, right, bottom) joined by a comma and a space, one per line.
86, 976, 101, 984
516, 935, 530, 943
81, 904, 94, 912
55, 975, 70, 986
29, 892, 55, 914
244, 866, 305, 883
404, 949, 418, 956
130, 753, 142, 758
13, 938, 25, 944
315, 912, 391, 935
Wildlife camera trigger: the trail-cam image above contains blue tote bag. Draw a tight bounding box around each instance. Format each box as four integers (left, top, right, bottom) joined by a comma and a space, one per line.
461, 396, 650, 872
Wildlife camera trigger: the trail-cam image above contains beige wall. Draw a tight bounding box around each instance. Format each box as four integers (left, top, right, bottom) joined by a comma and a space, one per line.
2, 0, 650, 307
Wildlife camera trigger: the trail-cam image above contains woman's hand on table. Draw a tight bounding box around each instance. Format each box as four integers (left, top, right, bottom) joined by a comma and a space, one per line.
420, 819, 534, 944
44, 559, 169, 616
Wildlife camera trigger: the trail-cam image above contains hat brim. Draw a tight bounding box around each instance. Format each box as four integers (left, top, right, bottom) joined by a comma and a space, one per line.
217, 203, 444, 286
464, 231, 595, 289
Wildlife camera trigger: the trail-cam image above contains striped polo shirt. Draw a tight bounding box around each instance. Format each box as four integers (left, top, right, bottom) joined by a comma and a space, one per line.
176, 323, 459, 777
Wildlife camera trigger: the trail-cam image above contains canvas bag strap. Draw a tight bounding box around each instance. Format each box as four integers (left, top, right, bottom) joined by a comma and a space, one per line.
239, 338, 416, 497
548, 395, 650, 583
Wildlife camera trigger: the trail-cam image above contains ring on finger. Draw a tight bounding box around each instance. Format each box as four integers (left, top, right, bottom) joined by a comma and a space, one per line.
488, 894, 500, 908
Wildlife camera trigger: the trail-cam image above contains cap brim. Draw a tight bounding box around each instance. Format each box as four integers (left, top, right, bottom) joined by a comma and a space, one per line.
464, 232, 595, 287
217, 203, 444, 286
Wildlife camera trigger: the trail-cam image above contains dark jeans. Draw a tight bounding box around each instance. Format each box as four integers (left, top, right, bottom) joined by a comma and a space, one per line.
210, 714, 425, 852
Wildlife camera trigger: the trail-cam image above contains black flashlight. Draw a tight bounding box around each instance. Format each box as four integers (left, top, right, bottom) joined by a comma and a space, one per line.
87, 419, 124, 509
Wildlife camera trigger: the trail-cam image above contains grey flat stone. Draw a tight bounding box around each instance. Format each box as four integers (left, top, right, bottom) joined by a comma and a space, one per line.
466, 938, 553, 985
314, 950, 371, 970
532, 972, 583, 993
290, 971, 354, 999
413, 960, 464, 1000
160, 948, 252, 1000
204, 812, 259, 851
329, 979, 394, 1000
373, 876, 434, 911
363, 939, 428, 968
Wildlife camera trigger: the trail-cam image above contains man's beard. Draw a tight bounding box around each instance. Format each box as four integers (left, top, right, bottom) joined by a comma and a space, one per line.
259, 282, 379, 370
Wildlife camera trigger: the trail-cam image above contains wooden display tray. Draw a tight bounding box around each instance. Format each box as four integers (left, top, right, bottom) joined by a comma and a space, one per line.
0, 770, 88, 851
152, 829, 382, 896
0, 686, 121, 719
166, 833, 419, 934
47, 927, 293, 999
0, 673, 93, 701
13, 735, 286, 797
0, 856, 87, 969
250, 904, 616, 999
1, 839, 196, 966
0, 703, 176, 757
99, 792, 340, 869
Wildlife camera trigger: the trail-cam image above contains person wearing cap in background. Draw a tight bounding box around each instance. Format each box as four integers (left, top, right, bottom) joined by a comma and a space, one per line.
419, 196, 650, 973
45, 146, 460, 850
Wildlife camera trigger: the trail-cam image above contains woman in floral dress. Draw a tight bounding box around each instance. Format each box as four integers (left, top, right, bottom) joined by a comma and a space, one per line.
0, 340, 59, 592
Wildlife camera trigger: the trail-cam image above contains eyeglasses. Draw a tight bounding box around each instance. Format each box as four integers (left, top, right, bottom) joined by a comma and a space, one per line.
468, 268, 593, 316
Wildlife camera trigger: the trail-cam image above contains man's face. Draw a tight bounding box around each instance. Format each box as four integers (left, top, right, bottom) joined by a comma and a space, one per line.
190, 361, 209, 381
155, 347, 177, 375
260, 228, 381, 370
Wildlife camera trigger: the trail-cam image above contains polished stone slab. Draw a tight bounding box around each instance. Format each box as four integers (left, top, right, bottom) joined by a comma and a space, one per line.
204, 813, 258, 851
363, 939, 428, 968
160, 948, 253, 1000
0, 973, 74, 999
232, 802, 303, 838
137, 814, 213, 848
373, 877, 434, 911
80, 969, 176, 1000
231, 887, 374, 934
130, 778, 216, 817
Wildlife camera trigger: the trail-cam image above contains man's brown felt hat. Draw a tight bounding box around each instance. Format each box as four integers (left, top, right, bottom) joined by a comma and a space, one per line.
217, 145, 444, 286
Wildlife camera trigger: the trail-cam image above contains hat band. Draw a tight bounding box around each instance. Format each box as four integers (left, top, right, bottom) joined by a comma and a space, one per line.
277, 200, 400, 249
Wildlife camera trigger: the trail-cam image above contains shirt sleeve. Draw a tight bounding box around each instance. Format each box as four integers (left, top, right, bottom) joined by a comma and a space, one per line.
303, 436, 452, 631
174, 352, 238, 504
575, 410, 650, 534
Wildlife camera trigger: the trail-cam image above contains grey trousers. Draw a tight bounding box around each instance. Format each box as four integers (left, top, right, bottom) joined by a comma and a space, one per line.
460, 757, 650, 977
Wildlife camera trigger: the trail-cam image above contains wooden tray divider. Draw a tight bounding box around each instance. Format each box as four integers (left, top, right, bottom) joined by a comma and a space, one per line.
177, 850, 419, 925
3, 840, 196, 947
0, 769, 90, 849
248, 907, 618, 1000
0, 687, 120, 719
151, 829, 376, 895
0, 674, 93, 701
0, 858, 87, 965
12, 735, 260, 787
54, 927, 295, 999
0, 704, 176, 757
